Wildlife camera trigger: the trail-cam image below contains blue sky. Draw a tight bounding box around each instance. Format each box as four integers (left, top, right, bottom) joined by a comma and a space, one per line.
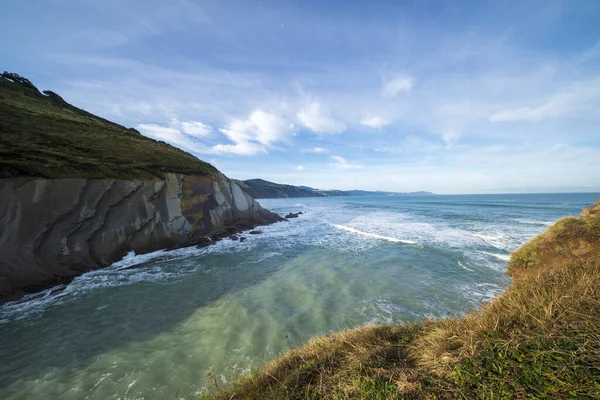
2, 0, 600, 193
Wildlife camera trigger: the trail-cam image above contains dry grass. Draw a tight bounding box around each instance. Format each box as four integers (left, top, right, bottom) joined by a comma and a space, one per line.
201, 200, 600, 400
202, 323, 428, 400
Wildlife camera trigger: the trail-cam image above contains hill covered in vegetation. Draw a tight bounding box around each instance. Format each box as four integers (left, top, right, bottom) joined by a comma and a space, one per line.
0, 72, 216, 179
235, 178, 433, 199
203, 199, 600, 399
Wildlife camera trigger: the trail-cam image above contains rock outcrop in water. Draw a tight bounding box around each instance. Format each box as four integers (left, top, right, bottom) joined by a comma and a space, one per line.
0, 72, 281, 302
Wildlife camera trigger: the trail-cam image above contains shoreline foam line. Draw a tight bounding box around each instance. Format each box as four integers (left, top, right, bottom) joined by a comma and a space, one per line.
479, 251, 510, 261
458, 261, 475, 272
331, 224, 417, 244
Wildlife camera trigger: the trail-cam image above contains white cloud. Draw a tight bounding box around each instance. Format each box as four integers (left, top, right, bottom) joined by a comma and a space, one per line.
360, 116, 391, 128
296, 165, 304, 170
441, 129, 460, 148
297, 103, 346, 134
138, 111, 291, 156
138, 123, 211, 154
248, 110, 290, 145
302, 147, 329, 154
382, 76, 413, 97
489, 81, 600, 122
330, 155, 364, 169
180, 121, 213, 136
212, 142, 266, 155
215, 109, 292, 155
489, 100, 570, 122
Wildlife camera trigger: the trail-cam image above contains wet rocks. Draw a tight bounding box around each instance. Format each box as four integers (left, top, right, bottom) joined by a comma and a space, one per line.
285, 211, 303, 219
211, 231, 230, 242
195, 237, 213, 249
249, 230, 263, 235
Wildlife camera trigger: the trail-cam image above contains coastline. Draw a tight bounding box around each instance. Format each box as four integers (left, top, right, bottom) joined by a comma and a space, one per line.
203, 199, 600, 399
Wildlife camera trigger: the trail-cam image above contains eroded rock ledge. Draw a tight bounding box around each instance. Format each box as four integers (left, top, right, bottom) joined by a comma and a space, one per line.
0, 172, 282, 302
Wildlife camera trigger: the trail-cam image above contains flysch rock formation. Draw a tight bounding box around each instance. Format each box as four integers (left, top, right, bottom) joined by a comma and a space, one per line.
0, 172, 282, 302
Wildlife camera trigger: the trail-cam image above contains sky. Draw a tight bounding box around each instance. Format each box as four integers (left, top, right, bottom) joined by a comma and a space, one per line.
2, 0, 600, 194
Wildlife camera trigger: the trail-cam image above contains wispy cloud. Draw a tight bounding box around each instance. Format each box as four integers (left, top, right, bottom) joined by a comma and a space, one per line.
138, 123, 212, 154
180, 120, 213, 137
297, 103, 346, 134
441, 130, 460, 148
381, 76, 413, 97
330, 155, 364, 170
139, 110, 293, 156
302, 147, 330, 154
215, 110, 293, 155
489, 80, 600, 122
360, 116, 391, 128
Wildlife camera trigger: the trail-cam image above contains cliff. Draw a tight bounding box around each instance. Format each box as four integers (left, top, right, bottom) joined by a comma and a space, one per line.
205, 199, 600, 399
0, 72, 281, 302
235, 178, 434, 199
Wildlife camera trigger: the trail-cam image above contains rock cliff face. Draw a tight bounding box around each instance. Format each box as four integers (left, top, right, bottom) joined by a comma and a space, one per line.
0, 172, 281, 302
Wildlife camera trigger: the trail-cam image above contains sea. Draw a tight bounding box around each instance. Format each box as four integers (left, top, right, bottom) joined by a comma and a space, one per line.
0, 193, 597, 400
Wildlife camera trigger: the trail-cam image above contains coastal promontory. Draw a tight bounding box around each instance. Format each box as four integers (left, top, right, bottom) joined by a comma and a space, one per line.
0, 72, 281, 302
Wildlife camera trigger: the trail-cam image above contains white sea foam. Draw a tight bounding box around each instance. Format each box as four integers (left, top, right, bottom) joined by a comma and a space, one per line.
516, 218, 553, 226
479, 251, 510, 261
331, 224, 416, 244
112, 249, 169, 270
473, 233, 500, 242
472, 233, 508, 249
240, 252, 281, 265
458, 261, 474, 272
0, 254, 198, 322
458, 282, 504, 304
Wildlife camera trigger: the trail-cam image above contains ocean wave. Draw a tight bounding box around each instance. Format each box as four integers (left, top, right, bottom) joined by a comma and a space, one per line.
472, 233, 506, 246
112, 249, 170, 269
515, 219, 553, 226
239, 252, 281, 265
479, 251, 510, 261
331, 224, 416, 244
0, 254, 198, 323
458, 261, 474, 272
458, 282, 504, 304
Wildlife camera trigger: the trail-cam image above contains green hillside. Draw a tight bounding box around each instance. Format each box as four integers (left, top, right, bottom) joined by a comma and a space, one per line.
0, 72, 216, 180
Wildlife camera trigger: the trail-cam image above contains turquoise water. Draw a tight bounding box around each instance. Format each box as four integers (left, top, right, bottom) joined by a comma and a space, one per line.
0, 193, 597, 399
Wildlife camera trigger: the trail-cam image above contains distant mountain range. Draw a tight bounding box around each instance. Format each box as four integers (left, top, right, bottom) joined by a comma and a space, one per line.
233, 179, 434, 199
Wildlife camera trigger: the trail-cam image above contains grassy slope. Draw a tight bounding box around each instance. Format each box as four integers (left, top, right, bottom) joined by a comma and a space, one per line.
202, 200, 600, 399
0, 73, 216, 179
